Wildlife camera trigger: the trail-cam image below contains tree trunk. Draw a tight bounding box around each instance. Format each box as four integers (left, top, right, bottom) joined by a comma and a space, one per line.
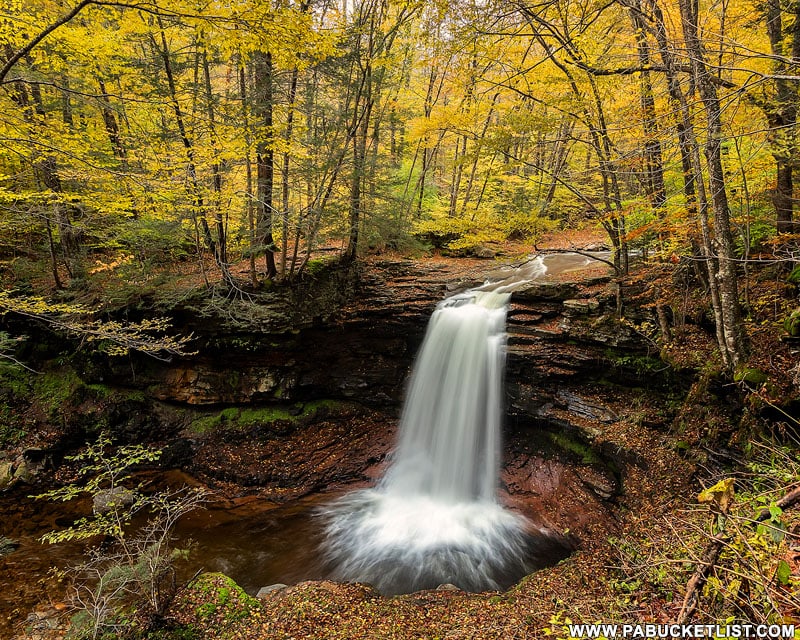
281, 66, 300, 277
416, 66, 437, 218
640, 0, 730, 363
678, 0, 748, 369
239, 64, 258, 287
629, 2, 666, 208
97, 77, 126, 159
765, 0, 798, 234
154, 19, 234, 287
253, 51, 277, 278
202, 50, 227, 268
449, 134, 467, 217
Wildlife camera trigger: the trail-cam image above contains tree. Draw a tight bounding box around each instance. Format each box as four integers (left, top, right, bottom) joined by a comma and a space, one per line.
677, 0, 748, 369
762, 0, 800, 234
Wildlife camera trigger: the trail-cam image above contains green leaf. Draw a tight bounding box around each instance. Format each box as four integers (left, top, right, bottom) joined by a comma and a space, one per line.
769, 522, 786, 544
776, 560, 791, 585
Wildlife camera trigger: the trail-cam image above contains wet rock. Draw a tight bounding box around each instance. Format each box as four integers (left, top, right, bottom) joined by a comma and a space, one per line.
436, 583, 461, 591
473, 246, 496, 259
257, 583, 288, 598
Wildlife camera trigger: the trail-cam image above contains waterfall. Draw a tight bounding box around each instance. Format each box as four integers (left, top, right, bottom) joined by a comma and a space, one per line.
318, 286, 552, 595
381, 290, 509, 503
313, 254, 607, 593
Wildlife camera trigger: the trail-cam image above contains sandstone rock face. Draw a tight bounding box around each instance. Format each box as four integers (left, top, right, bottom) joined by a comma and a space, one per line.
17, 257, 669, 533
100, 259, 651, 415
101, 259, 664, 534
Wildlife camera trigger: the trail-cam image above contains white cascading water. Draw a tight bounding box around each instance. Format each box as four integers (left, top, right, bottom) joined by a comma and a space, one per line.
319, 261, 559, 595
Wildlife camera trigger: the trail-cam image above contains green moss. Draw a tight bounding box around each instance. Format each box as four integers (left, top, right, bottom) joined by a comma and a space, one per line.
33, 367, 80, 401
220, 407, 239, 421
547, 431, 602, 465
123, 389, 147, 403
189, 572, 260, 625
188, 413, 223, 435
188, 400, 345, 435
0, 365, 32, 398
784, 308, 800, 336
734, 367, 769, 386
306, 258, 329, 276
85, 383, 113, 399
32, 367, 83, 418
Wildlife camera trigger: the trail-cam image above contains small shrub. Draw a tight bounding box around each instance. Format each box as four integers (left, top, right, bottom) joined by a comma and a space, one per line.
36, 435, 207, 639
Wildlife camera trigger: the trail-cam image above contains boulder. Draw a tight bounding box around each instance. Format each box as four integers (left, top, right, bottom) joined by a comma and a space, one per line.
92, 487, 136, 514
256, 583, 288, 598
562, 298, 600, 315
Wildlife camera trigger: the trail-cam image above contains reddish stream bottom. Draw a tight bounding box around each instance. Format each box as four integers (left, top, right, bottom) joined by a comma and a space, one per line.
0, 472, 569, 635
0, 477, 330, 635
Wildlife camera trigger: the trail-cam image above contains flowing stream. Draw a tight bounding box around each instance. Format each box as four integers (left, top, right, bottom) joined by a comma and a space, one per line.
319, 261, 574, 594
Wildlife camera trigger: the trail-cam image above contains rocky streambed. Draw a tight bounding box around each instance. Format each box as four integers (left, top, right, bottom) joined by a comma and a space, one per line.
0, 254, 696, 638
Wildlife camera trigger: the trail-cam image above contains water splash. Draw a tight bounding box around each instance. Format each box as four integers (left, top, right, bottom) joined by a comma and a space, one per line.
319, 285, 568, 595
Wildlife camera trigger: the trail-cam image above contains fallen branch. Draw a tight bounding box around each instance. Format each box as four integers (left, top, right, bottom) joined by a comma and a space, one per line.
677, 479, 735, 624
676, 530, 729, 624
756, 485, 800, 522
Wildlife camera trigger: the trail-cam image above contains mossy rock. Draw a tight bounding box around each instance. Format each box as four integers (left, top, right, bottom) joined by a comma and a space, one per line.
171, 572, 261, 633
783, 308, 800, 336
546, 431, 602, 465
188, 400, 346, 436
734, 367, 769, 386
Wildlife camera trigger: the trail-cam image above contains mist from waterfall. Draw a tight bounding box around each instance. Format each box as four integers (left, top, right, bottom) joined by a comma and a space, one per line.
319, 256, 566, 594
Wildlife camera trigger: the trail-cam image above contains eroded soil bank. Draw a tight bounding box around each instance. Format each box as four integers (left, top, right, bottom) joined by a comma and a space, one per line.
0, 254, 730, 638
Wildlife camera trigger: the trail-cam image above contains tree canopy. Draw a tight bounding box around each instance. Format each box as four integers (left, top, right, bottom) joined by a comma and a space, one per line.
1, 0, 799, 370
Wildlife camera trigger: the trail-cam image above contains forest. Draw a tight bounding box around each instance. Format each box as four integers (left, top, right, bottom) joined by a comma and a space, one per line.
1, 0, 800, 637
0, 0, 794, 314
